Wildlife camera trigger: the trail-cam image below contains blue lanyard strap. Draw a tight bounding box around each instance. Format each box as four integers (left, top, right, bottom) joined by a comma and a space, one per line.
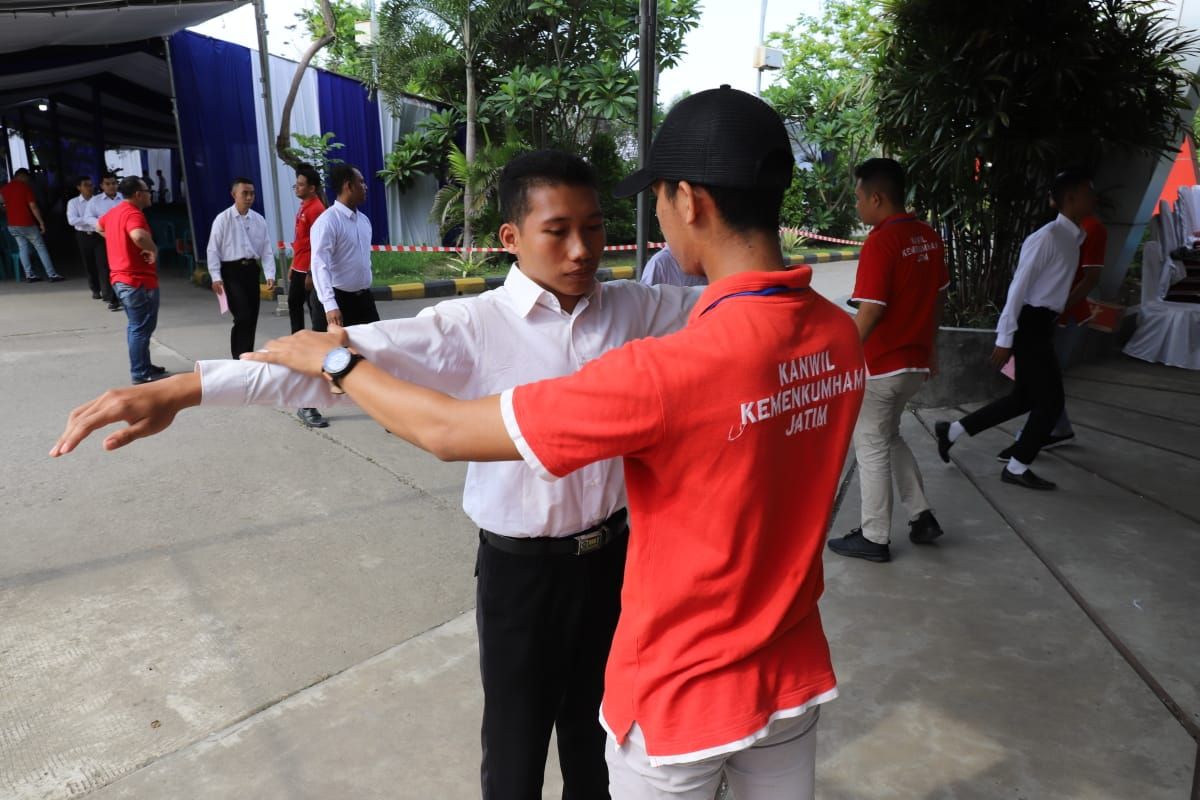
699, 285, 807, 316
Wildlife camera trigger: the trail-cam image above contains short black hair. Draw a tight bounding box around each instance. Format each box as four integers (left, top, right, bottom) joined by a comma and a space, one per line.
1051, 166, 1093, 207
855, 158, 906, 206
499, 150, 597, 225
296, 163, 321, 190
101, 171, 118, 182
118, 175, 145, 197
662, 181, 786, 236
76, 175, 93, 187
329, 164, 360, 196
13, 167, 29, 178
231, 176, 254, 190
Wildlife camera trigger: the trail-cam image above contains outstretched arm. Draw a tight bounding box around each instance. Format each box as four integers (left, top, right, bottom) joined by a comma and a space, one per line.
51, 372, 202, 456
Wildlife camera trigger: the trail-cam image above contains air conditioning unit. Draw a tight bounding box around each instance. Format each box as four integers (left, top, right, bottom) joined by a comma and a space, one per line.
752, 46, 785, 71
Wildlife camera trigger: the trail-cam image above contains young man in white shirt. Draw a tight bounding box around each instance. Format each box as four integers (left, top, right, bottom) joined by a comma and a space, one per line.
206, 178, 277, 358
935, 167, 1098, 490
310, 164, 379, 328
66, 175, 104, 300
639, 245, 706, 287
54, 151, 700, 800
85, 172, 125, 311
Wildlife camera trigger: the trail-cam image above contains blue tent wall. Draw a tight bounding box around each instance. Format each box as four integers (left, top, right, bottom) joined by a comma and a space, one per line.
170, 31, 265, 257
317, 71, 389, 244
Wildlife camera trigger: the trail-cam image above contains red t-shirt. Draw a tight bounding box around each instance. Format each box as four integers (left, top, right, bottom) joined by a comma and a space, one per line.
1061, 215, 1106, 324
291, 195, 326, 272
851, 214, 949, 378
99, 202, 158, 290
506, 267, 865, 759
1, 180, 36, 227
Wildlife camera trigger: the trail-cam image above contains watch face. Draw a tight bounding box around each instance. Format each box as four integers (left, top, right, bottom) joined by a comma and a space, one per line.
323, 347, 352, 374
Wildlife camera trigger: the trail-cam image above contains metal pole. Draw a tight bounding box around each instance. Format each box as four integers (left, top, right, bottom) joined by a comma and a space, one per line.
252, 0, 290, 313
635, 0, 657, 277
755, 0, 768, 96
163, 36, 201, 275
92, 83, 106, 180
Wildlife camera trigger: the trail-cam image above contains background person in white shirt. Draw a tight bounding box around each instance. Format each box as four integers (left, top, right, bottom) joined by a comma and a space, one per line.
53, 151, 700, 800
638, 245, 707, 287
206, 178, 277, 358
67, 175, 104, 300
85, 172, 125, 311
935, 167, 1098, 490
310, 164, 378, 328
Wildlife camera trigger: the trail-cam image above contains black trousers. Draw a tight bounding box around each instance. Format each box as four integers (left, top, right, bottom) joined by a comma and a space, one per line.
222, 260, 262, 358
962, 305, 1064, 465
475, 527, 627, 800
75, 231, 104, 295
287, 269, 327, 334
332, 286, 380, 326
93, 238, 115, 302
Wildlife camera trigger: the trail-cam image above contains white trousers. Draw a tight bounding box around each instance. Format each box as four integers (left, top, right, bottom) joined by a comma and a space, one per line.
605, 707, 819, 800
854, 372, 931, 545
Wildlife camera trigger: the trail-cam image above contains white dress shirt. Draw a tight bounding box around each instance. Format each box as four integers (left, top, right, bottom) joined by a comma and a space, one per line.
995, 214, 1086, 348
67, 194, 97, 232
84, 192, 123, 230
197, 264, 701, 537
206, 206, 276, 283
310, 200, 373, 312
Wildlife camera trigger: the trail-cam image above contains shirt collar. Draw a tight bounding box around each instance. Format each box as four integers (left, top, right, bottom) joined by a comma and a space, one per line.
871, 212, 914, 233
1054, 213, 1085, 242
689, 266, 814, 324
503, 263, 601, 318
333, 200, 357, 219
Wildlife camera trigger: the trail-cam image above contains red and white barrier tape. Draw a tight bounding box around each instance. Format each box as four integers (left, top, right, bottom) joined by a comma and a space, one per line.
786, 229, 865, 247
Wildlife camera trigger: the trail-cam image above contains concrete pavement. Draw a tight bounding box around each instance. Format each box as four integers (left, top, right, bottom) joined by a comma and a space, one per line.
2, 262, 1197, 799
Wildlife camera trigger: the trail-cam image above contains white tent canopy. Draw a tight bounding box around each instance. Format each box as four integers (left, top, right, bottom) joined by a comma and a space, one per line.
0, 0, 245, 54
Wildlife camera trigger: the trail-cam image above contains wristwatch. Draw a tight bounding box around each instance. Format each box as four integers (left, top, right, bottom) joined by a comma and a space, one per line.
322, 346, 365, 394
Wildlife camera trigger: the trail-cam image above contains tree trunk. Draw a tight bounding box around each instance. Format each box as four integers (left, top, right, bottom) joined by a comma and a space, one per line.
462, 16, 476, 250
276, 0, 337, 170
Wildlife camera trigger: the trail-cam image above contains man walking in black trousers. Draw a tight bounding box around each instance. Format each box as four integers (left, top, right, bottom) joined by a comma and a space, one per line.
935, 168, 1097, 490
67, 175, 104, 299
310, 164, 379, 328
206, 177, 277, 357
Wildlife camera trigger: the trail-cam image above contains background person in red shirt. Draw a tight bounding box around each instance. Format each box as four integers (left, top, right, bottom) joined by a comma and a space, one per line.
54, 87, 866, 800
98, 176, 164, 385
290, 163, 329, 429
827, 158, 949, 563
1, 168, 63, 282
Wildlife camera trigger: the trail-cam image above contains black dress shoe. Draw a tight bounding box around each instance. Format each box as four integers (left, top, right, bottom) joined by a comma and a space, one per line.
297, 408, 330, 428
827, 529, 890, 562
27, 276, 42, 283
149, 364, 167, 376
1001, 467, 1056, 490
92, 291, 102, 299
908, 510, 944, 544
108, 302, 122, 312
934, 421, 954, 463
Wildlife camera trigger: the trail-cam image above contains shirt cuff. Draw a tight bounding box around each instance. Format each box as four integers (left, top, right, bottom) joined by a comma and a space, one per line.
995, 331, 1015, 348
196, 359, 252, 405
208, 265, 223, 283
499, 388, 558, 483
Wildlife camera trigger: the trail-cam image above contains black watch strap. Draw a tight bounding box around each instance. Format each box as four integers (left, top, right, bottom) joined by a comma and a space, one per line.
329, 353, 365, 394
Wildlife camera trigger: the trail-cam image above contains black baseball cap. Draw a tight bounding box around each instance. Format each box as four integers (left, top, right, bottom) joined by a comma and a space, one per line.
613, 85, 794, 198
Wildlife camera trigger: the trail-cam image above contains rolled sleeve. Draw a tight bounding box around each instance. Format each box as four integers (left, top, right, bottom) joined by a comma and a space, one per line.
500, 388, 557, 482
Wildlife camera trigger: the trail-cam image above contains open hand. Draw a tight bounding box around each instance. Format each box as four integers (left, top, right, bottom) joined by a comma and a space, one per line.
241, 325, 350, 377
50, 373, 201, 457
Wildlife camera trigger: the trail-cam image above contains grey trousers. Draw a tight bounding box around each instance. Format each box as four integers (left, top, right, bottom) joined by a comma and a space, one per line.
854, 372, 931, 544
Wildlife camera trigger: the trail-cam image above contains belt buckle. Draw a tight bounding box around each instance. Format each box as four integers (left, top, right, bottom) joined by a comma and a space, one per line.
575, 527, 605, 555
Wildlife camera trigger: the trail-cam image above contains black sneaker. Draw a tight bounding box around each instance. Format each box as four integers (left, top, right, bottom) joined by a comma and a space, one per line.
149, 364, 167, 376
908, 510, 944, 544
934, 421, 954, 463
27, 275, 42, 283
1001, 467, 1056, 490
297, 408, 330, 428
132, 373, 168, 385
827, 529, 890, 562
108, 302, 122, 312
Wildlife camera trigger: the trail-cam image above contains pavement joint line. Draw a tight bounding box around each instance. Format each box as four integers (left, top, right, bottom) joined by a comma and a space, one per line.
271, 406, 462, 515
1068, 374, 1200, 398
0, 326, 96, 339
86, 609, 478, 796
150, 336, 192, 367
1065, 392, 1200, 429
913, 407, 1200, 746
1063, 419, 1200, 463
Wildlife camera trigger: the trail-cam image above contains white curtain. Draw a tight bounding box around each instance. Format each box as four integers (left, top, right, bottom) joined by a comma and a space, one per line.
7, 131, 28, 172
104, 148, 143, 178
379, 93, 442, 246
250, 50, 322, 253
146, 148, 172, 201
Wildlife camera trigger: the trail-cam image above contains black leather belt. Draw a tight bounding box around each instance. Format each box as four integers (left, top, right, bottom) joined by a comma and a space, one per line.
481, 508, 628, 556
221, 258, 258, 267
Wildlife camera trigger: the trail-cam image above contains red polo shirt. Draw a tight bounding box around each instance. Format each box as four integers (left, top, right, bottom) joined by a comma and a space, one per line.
291, 195, 326, 272
503, 266, 865, 760
1, 180, 36, 227
99, 202, 158, 290
851, 214, 949, 378
1061, 215, 1106, 325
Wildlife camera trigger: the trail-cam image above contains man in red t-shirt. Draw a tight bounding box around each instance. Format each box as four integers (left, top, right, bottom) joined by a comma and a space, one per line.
289, 164, 330, 428
55, 88, 865, 800
98, 175, 163, 384
828, 158, 949, 563
1, 168, 63, 282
